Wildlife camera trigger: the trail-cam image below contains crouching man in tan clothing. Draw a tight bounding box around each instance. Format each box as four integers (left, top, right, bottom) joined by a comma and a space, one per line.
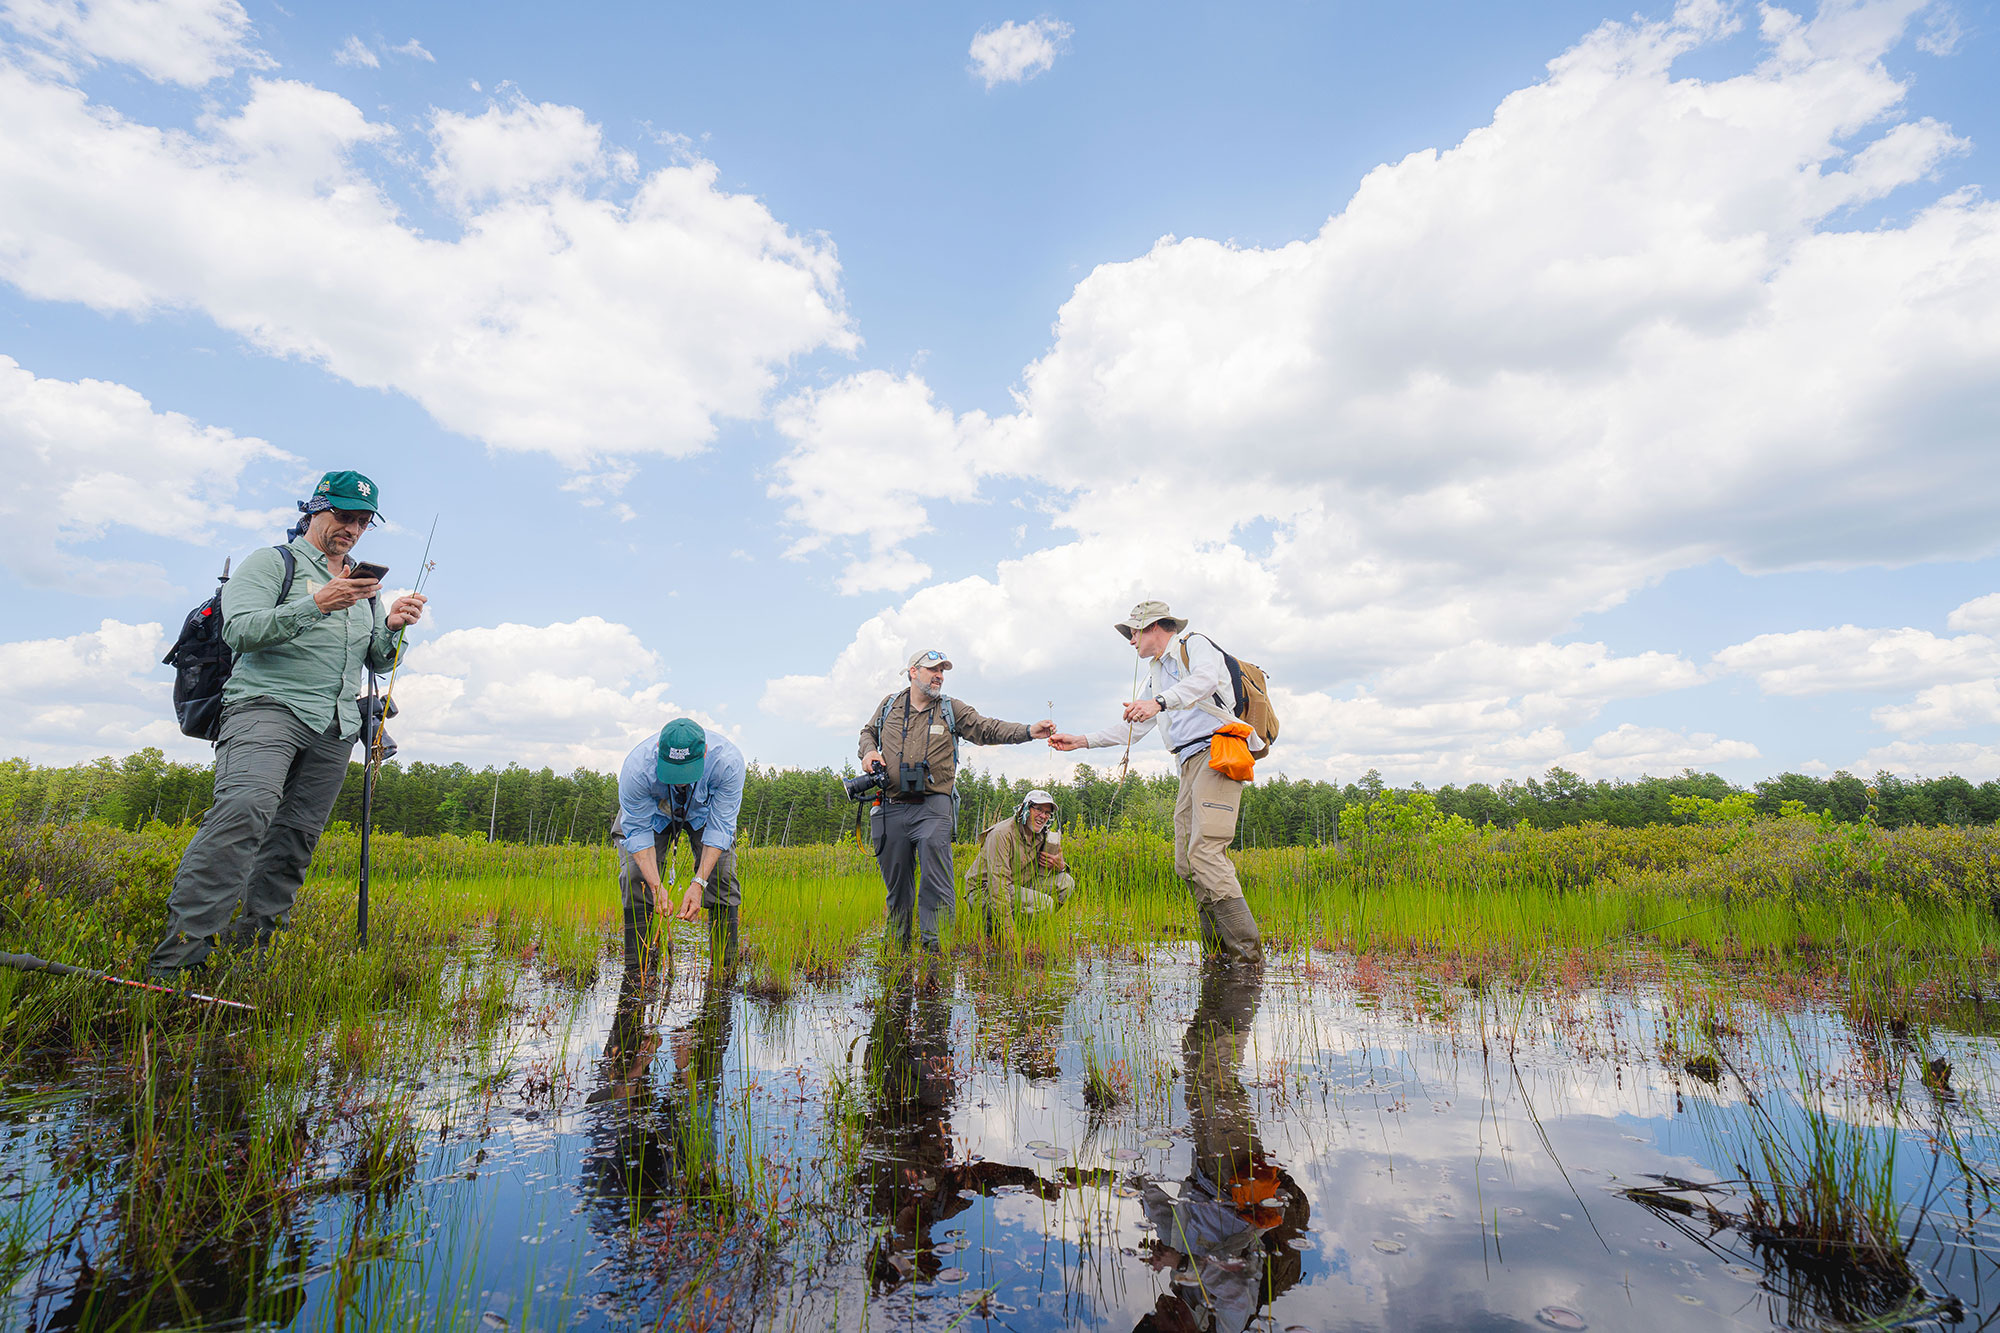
1049, 600, 1264, 966
963, 789, 1076, 940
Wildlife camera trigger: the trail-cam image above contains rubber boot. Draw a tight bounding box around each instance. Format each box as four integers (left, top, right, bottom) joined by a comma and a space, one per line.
1195, 902, 1225, 956
708, 906, 739, 975
624, 904, 665, 978
1208, 895, 1264, 968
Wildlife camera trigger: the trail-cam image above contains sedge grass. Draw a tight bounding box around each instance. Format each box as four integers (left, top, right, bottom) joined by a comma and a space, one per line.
4, 811, 2000, 1326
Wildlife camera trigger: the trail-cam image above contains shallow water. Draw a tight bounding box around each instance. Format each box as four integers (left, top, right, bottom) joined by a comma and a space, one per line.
5, 942, 1997, 1331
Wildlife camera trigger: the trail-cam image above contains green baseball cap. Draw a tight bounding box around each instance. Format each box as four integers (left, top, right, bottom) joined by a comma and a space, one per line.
314, 469, 383, 515
655, 718, 707, 784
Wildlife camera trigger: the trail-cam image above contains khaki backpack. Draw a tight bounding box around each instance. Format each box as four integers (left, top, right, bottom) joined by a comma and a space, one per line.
1179, 634, 1280, 749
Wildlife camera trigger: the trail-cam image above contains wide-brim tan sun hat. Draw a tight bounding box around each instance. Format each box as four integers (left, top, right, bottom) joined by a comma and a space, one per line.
1114, 600, 1188, 640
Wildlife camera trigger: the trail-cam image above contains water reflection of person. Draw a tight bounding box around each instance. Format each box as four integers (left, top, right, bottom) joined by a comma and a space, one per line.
581, 958, 737, 1219
858, 959, 1057, 1292
1134, 961, 1309, 1333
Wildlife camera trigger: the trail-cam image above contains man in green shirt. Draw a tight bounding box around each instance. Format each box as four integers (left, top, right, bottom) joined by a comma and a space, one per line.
146, 470, 427, 978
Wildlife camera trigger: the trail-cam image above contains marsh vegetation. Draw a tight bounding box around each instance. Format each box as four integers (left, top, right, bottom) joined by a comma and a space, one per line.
3, 810, 1998, 1329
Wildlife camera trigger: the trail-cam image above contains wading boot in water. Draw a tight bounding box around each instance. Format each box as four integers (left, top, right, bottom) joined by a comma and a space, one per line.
1196, 902, 1225, 956
1209, 896, 1263, 968
708, 906, 739, 976
624, 903, 666, 979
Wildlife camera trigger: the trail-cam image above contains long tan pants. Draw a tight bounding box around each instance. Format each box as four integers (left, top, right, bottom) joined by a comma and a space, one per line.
1173, 751, 1246, 905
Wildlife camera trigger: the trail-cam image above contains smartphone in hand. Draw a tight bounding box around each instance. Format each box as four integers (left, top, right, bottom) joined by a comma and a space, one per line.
349, 561, 390, 582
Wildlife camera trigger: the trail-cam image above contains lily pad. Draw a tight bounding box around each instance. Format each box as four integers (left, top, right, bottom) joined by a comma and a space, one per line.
937, 1267, 969, 1284
1535, 1308, 1586, 1331
1371, 1239, 1406, 1254
1141, 1137, 1174, 1150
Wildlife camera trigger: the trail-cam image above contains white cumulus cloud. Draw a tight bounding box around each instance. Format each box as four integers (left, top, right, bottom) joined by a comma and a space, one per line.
1946, 592, 2000, 635
2, 0, 265, 86
775, 0, 2000, 783
0, 65, 856, 466
0, 619, 207, 763
0, 615, 747, 773
1572, 723, 1760, 772
770, 371, 993, 594
1872, 679, 2000, 735
969, 18, 1071, 88
392, 616, 733, 772
0, 355, 290, 592
428, 96, 614, 214
1713, 624, 2000, 696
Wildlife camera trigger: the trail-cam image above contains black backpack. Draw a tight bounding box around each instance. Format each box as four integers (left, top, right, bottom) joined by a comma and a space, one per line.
163, 546, 297, 742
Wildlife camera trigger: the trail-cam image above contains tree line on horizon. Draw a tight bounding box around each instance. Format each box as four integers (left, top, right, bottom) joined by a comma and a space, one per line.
5, 749, 1997, 849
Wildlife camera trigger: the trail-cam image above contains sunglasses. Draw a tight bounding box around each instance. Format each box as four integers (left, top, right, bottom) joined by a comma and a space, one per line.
325, 508, 375, 529
914, 651, 947, 665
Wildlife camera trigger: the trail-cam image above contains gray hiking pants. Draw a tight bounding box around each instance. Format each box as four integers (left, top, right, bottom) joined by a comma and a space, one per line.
873, 794, 955, 949
147, 699, 353, 975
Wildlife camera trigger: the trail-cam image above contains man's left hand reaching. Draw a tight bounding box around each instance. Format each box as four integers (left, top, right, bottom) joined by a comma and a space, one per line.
678, 880, 705, 921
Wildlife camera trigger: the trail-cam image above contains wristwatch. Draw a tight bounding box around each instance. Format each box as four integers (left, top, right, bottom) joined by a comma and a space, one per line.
1153, 694, 1168, 711
692, 876, 708, 891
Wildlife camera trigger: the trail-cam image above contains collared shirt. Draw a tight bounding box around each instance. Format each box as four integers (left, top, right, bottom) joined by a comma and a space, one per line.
857, 691, 1033, 796
221, 536, 402, 740
617, 726, 745, 855
1083, 633, 1233, 756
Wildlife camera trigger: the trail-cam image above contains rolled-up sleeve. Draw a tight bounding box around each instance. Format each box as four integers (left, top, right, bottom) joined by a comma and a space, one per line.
697, 736, 745, 851
617, 740, 661, 854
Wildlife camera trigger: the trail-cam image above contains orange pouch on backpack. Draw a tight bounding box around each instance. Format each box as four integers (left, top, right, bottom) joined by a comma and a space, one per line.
1208, 723, 1256, 782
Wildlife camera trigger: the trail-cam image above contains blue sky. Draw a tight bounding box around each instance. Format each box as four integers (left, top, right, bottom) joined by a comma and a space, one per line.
3, 0, 1998, 788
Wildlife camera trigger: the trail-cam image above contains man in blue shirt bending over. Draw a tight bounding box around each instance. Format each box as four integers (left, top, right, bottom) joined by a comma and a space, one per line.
616, 718, 746, 977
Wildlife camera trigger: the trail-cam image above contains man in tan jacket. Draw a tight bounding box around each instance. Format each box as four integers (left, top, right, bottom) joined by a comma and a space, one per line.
963, 789, 1076, 939
859, 648, 1056, 950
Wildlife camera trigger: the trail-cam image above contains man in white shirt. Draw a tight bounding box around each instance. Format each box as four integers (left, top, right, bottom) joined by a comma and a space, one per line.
1049, 600, 1264, 966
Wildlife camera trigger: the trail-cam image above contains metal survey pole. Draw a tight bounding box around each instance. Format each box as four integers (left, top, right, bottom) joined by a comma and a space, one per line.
359, 668, 379, 948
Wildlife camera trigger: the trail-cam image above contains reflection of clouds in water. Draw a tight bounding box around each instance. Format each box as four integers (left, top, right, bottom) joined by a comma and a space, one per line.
525, 953, 1990, 1329
1275, 1141, 1737, 1332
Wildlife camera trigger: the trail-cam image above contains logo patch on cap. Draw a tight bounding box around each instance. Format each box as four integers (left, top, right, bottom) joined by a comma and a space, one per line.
667, 747, 691, 761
